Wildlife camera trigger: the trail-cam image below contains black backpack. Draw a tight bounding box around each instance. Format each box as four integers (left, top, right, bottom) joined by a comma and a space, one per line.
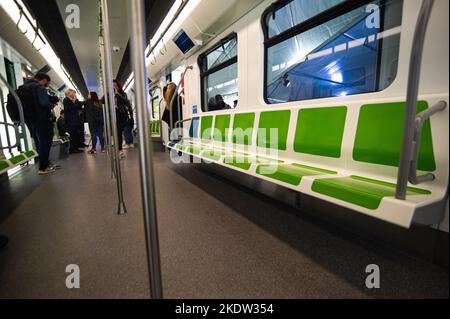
6, 85, 38, 124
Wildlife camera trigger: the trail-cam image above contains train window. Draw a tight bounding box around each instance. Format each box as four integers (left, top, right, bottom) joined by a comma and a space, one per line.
199, 34, 238, 112
263, 0, 403, 104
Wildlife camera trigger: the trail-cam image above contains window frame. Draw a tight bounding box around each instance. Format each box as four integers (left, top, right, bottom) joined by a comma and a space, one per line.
261, 0, 393, 104
198, 33, 238, 112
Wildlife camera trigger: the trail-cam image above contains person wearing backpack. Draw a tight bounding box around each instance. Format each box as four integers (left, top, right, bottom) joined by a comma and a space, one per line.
23, 73, 58, 175
113, 80, 130, 158
6, 77, 40, 150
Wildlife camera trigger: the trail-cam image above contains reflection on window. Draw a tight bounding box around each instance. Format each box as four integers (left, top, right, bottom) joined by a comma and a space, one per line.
265, 0, 403, 104
200, 34, 238, 112
267, 0, 345, 38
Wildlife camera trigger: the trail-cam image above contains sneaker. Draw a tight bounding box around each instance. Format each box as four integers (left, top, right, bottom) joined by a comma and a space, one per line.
123, 144, 130, 150
49, 163, 62, 170
0, 235, 8, 251
129, 144, 135, 149
119, 151, 126, 159
101, 148, 106, 153
38, 166, 57, 175
88, 149, 97, 155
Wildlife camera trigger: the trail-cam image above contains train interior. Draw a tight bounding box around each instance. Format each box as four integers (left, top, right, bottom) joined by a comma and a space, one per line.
0, 0, 448, 299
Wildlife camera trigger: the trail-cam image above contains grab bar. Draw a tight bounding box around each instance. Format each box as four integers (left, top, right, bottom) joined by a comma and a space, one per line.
409, 101, 447, 185
396, 0, 435, 200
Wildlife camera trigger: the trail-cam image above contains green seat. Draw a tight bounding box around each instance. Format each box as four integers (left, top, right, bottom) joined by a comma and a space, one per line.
224, 153, 282, 170
312, 176, 432, 210
257, 164, 337, 186
186, 145, 202, 155
213, 115, 231, 142
257, 110, 291, 151
201, 149, 226, 161
9, 154, 27, 165
353, 101, 436, 171
294, 106, 347, 158
233, 113, 255, 146
0, 160, 9, 172
24, 150, 37, 158
200, 116, 214, 141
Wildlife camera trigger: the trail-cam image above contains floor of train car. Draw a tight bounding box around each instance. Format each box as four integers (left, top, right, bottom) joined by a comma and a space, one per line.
0, 145, 448, 299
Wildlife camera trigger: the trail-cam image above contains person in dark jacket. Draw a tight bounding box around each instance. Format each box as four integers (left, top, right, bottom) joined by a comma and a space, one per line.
23, 73, 58, 175
123, 100, 134, 149
85, 92, 105, 154
101, 80, 131, 158
113, 80, 131, 157
63, 89, 85, 153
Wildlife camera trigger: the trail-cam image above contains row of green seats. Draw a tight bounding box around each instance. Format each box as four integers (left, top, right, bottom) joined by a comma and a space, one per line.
0, 151, 37, 175
194, 101, 436, 171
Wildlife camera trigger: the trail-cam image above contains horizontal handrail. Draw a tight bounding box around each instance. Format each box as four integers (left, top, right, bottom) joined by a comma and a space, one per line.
409, 101, 447, 184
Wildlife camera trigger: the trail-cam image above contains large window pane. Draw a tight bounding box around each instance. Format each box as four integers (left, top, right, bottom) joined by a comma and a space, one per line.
267, 0, 345, 38
206, 38, 237, 70
265, 0, 403, 103
206, 63, 238, 111
200, 34, 238, 112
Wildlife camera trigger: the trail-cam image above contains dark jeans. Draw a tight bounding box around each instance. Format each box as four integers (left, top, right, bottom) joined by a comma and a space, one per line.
67, 124, 81, 151
124, 124, 134, 145
34, 120, 54, 171
25, 121, 40, 152
78, 124, 85, 147
117, 122, 126, 151
89, 122, 105, 149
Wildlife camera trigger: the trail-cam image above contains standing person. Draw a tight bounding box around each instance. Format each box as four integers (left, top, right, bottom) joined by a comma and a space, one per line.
63, 89, 84, 154
123, 100, 134, 149
23, 73, 58, 175
85, 92, 105, 154
113, 80, 130, 158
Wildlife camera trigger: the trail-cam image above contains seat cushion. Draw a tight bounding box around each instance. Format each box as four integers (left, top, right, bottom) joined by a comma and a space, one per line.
0, 160, 9, 172
9, 154, 26, 165
224, 153, 282, 170
257, 164, 337, 186
312, 175, 432, 210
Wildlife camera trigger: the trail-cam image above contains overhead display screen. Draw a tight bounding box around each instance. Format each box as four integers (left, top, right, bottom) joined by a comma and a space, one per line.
173, 29, 195, 54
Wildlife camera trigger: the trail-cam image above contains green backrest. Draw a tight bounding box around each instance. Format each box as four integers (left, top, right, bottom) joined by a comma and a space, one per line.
257, 110, 291, 151
200, 116, 214, 140
353, 101, 436, 171
232, 113, 255, 146
294, 107, 347, 158
213, 115, 231, 142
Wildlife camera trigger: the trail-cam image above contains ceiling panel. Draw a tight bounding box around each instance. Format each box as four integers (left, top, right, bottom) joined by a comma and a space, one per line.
56, 0, 130, 93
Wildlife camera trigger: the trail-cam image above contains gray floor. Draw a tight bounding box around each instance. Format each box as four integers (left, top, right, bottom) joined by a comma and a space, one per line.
0, 146, 448, 299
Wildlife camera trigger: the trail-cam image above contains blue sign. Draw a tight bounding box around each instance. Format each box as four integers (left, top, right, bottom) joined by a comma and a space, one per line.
192, 105, 198, 115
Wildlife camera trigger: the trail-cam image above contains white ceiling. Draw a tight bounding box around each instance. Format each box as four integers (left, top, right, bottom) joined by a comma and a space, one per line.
56, 0, 130, 93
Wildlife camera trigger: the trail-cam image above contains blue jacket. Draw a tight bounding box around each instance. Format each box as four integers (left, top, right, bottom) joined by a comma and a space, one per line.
23, 79, 53, 119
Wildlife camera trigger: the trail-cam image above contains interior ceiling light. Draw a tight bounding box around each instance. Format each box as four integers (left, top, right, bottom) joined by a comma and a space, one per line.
0, 0, 81, 95
125, 0, 201, 92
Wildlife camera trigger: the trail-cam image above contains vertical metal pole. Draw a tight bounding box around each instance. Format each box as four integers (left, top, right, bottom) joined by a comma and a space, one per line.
128, 0, 163, 299
101, 0, 127, 214
99, 36, 115, 178
396, 0, 435, 200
